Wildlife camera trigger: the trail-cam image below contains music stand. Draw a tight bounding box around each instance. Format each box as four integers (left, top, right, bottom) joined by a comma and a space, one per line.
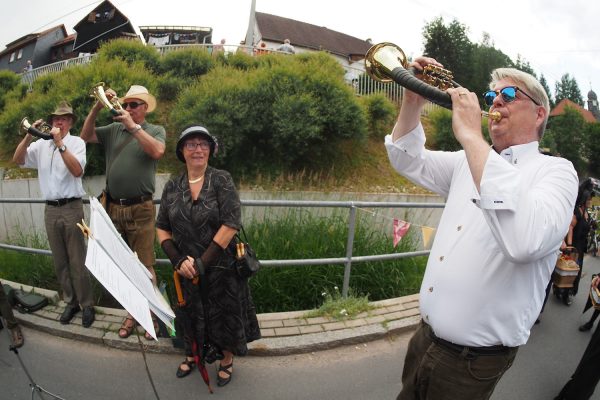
2, 318, 66, 400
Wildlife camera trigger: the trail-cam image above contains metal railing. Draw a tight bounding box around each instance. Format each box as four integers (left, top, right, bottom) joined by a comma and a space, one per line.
0, 197, 444, 297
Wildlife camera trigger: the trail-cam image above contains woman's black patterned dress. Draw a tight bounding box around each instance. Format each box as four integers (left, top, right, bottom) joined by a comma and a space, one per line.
156, 166, 260, 356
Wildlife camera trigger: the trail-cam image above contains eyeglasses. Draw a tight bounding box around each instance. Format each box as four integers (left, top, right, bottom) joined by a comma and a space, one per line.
482, 86, 540, 107
184, 141, 210, 151
122, 101, 145, 110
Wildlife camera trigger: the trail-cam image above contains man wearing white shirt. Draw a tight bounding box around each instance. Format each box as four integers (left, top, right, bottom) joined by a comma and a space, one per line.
386, 61, 578, 400
13, 101, 95, 328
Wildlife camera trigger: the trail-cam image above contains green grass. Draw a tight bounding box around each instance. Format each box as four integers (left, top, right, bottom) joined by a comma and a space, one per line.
0, 208, 427, 313
305, 287, 375, 320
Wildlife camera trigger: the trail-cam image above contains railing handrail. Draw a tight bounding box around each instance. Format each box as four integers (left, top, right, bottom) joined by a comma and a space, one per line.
0, 197, 443, 297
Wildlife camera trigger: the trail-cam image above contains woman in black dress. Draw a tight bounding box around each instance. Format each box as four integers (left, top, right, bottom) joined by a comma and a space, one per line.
564, 190, 593, 305
156, 125, 260, 387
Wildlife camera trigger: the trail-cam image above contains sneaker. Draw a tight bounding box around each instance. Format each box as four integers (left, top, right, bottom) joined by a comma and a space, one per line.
82, 306, 95, 328
579, 321, 594, 332
60, 304, 81, 324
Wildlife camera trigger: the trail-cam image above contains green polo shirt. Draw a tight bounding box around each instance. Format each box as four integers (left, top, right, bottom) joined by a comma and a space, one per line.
96, 121, 166, 199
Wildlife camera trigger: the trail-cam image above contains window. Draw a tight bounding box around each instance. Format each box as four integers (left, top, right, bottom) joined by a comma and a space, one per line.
17, 49, 23, 59
9, 52, 15, 63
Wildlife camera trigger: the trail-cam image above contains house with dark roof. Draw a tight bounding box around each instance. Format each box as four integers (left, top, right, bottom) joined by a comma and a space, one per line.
250, 12, 371, 76
73, 0, 141, 53
0, 25, 68, 73
550, 98, 598, 123
50, 34, 77, 63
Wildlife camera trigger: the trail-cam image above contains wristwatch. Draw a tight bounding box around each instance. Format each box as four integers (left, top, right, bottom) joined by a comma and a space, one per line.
58, 144, 67, 153
130, 124, 142, 134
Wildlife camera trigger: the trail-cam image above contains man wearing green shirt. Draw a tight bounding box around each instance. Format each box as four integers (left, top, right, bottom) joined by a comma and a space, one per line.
81, 85, 165, 340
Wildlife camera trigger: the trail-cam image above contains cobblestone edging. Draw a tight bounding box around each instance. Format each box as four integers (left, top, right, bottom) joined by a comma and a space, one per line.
3, 279, 421, 356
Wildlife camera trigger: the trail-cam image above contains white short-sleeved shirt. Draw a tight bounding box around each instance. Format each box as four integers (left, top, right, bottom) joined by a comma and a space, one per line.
21, 133, 87, 200
385, 123, 578, 347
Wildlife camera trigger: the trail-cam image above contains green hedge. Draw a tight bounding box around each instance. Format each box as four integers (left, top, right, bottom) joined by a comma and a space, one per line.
0, 39, 372, 179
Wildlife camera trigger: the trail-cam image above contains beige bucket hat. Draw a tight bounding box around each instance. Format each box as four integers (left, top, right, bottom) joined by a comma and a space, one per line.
121, 85, 157, 113
48, 100, 77, 123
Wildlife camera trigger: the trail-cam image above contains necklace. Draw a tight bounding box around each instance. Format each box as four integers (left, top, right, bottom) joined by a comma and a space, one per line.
188, 176, 204, 184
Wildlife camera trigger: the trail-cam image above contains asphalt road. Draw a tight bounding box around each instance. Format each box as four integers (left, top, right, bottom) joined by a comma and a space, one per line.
2, 256, 600, 400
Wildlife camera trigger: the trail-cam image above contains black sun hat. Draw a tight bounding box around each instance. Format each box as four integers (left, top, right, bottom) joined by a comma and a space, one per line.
176, 125, 219, 162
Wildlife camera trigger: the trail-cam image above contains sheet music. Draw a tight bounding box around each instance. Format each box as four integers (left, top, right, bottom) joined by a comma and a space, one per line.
84, 197, 175, 339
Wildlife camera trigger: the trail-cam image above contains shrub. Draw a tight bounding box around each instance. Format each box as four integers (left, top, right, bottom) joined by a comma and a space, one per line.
359, 93, 397, 138
158, 48, 214, 79
96, 38, 161, 73
169, 52, 367, 175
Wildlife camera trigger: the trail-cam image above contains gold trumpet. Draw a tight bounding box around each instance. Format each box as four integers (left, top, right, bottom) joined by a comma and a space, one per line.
90, 82, 123, 116
365, 42, 501, 122
20, 117, 53, 140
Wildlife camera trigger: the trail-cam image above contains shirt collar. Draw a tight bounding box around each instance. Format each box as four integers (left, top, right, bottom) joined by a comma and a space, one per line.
496, 141, 540, 165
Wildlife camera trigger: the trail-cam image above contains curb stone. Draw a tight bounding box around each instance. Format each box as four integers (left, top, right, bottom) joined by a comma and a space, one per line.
5, 280, 421, 356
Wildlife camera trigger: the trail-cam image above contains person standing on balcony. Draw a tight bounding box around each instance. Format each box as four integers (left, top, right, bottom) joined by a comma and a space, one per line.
276, 39, 295, 54
385, 60, 578, 400
13, 100, 95, 328
81, 85, 166, 340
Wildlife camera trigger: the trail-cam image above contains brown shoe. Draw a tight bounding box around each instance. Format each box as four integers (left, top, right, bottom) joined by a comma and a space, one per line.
9, 325, 24, 348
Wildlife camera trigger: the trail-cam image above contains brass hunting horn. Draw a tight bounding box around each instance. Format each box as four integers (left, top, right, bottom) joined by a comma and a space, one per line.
365, 42, 501, 122
90, 82, 123, 116
20, 117, 53, 140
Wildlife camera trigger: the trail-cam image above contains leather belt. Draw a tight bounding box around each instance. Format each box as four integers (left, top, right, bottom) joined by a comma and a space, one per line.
45, 197, 81, 206
425, 322, 514, 357
110, 195, 153, 206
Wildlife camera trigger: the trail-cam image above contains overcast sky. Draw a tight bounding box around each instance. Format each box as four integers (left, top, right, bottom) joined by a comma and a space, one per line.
1, 0, 599, 99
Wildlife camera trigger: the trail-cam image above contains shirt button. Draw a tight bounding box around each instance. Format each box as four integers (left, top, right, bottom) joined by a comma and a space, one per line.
457, 225, 462, 231
439, 256, 444, 261
429, 286, 433, 292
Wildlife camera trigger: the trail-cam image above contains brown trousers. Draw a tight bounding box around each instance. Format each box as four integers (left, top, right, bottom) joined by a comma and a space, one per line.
44, 200, 93, 307
107, 200, 156, 270
397, 321, 518, 400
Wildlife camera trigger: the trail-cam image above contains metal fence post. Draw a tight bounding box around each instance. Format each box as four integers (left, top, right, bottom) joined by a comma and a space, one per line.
342, 204, 357, 298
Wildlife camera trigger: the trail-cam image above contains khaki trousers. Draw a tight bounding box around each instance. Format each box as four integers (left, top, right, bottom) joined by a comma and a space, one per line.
44, 199, 93, 307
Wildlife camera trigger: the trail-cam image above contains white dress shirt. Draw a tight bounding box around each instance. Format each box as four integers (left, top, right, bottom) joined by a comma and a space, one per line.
385, 123, 578, 347
21, 133, 87, 200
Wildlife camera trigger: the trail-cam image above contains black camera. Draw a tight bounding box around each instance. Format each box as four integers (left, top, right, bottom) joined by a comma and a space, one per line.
203, 342, 224, 364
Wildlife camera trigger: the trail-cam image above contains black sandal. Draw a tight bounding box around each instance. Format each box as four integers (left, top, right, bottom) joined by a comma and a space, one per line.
217, 360, 233, 387
176, 358, 196, 378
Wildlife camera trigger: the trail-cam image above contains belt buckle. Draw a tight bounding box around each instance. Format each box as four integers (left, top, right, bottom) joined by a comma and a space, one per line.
48, 200, 60, 206
118, 198, 128, 206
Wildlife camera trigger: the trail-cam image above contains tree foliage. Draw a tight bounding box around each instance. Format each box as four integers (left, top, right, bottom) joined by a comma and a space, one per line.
547, 107, 587, 174
555, 73, 584, 106
422, 17, 473, 89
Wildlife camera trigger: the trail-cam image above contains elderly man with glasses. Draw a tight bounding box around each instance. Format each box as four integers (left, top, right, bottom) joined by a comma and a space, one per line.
386, 59, 578, 400
81, 85, 166, 340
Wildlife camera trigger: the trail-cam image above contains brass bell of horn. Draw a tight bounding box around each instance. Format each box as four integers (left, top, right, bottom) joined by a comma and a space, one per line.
90, 82, 123, 116
365, 42, 501, 122
20, 117, 53, 140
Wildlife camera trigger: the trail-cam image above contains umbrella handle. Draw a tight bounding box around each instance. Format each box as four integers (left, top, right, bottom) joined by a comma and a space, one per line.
173, 270, 186, 307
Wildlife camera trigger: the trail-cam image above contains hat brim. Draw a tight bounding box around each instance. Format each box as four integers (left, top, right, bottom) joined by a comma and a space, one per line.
176, 131, 216, 162
121, 93, 156, 113
48, 113, 77, 124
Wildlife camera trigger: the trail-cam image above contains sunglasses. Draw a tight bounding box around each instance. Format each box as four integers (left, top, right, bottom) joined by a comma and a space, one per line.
122, 101, 146, 110
482, 86, 540, 107
184, 141, 211, 151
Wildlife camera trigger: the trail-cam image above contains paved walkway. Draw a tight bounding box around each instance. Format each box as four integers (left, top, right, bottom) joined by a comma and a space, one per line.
3, 278, 421, 356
